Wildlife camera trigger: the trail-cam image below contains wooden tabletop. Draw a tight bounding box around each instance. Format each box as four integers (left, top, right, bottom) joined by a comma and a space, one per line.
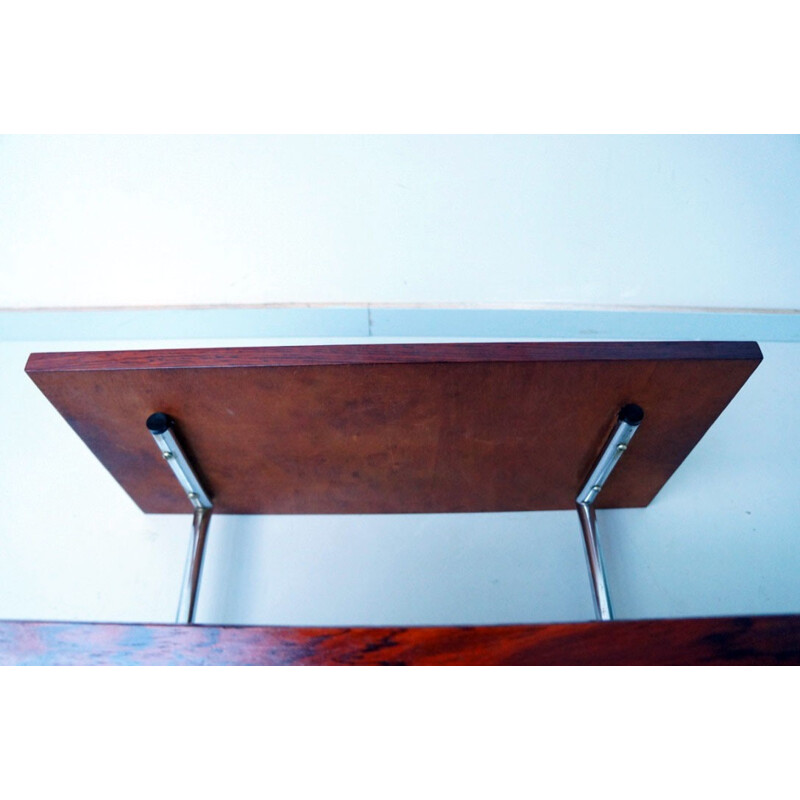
25, 341, 762, 514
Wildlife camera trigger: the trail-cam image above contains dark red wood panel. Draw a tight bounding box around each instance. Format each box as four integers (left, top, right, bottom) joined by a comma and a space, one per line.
25, 342, 762, 514
25, 341, 762, 371
1, 616, 798, 665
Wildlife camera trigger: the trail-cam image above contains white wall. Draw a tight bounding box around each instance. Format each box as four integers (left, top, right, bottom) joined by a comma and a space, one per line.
1, 135, 799, 625
2, 135, 799, 311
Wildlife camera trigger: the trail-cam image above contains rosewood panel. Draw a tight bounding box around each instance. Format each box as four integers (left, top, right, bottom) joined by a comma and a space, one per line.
25, 342, 762, 514
1, 616, 798, 665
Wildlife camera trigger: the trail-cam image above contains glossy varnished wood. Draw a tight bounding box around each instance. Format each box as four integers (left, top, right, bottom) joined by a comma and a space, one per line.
25, 342, 762, 513
1, 615, 798, 665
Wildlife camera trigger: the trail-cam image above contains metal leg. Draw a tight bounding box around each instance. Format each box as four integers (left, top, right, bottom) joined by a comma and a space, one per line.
146, 412, 214, 625
576, 404, 644, 622
576, 502, 613, 621
176, 506, 212, 624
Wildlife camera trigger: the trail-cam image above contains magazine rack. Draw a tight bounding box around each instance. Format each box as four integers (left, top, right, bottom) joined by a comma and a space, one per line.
4, 341, 795, 664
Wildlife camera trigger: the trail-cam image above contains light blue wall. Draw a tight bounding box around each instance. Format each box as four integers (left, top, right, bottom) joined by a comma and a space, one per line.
1, 135, 798, 625
2, 306, 800, 342
2, 135, 799, 310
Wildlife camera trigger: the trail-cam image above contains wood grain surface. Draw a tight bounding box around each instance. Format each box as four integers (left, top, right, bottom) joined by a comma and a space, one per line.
1, 615, 798, 665
25, 342, 762, 514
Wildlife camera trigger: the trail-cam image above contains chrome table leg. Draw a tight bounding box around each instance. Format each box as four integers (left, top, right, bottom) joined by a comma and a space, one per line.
576, 404, 644, 621
147, 412, 213, 625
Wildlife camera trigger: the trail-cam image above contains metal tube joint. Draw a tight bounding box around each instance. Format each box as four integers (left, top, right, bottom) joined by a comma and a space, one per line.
146, 412, 212, 510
